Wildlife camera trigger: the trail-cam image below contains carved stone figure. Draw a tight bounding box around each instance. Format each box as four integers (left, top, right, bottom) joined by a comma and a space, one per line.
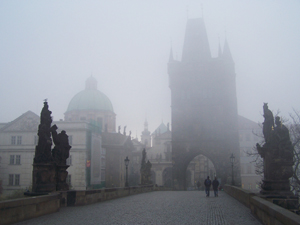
31, 101, 72, 193
262, 103, 274, 143
140, 149, 152, 185
51, 125, 71, 165
256, 104, 297, 209
34, 101, 53, 164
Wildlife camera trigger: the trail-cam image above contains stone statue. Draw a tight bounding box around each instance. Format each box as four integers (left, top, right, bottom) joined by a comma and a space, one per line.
32, 101, 72, 193
118, 126, 121, 133
34, 101, 53, 163
140, 148, 152, 185
123, 126, 127, 135
262, 103, 274, 143
51, 125, 72, 165
256, 104, 296, 207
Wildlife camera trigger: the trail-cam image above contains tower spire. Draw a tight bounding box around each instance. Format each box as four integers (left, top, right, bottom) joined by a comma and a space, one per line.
169, 46, 174, 62
223, 38, 234, 63
181, 18, 211, 62
218, 36, 222, 57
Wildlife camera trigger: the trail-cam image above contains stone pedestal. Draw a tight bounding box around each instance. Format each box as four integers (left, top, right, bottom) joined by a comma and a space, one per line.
260, 195, 299, 210
32, 163, 56, 193
56, 165, 69, 191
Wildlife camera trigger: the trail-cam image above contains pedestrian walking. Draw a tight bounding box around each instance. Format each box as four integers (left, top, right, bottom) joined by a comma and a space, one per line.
204, 176, 211, 197
197, 180, 200, 190
212, 177, 219, 197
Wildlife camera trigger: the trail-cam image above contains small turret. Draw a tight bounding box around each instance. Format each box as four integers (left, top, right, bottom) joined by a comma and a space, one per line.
222, 39, 234, 63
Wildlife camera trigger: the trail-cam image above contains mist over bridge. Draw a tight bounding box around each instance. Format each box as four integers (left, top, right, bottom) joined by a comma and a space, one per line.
15, 191, 261, 225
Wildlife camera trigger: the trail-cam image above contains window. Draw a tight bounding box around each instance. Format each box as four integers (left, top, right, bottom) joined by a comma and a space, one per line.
66, 155, 72, 166
10, 155, 15, 164
16, 155, 21, 165
15, 174, 20, 186
8, 174, 20, 186
11, 136, 16, 145
10, 155, 21, 165
101, 169, 106, 181
66, 175, 71, 186
9, 174, 14, 185
17, 136, 22, 145
101, 158, 106, 168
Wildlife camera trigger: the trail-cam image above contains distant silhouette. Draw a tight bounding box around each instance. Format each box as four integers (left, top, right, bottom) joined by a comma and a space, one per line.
204, 176, 211, 197
212, 177, 219, 197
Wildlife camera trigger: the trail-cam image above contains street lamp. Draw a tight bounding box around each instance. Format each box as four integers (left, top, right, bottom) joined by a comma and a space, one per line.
124, 156, 130, 187
230, 153, 235, 186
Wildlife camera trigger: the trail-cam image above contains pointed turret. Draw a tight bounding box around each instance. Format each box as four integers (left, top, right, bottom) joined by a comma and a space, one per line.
169, 47, 174, 62
144, 119, 149, 131
141, 118, 151, 147
222, 39, 234, 63
218, 41, 222, 58
181, 18, 211, 62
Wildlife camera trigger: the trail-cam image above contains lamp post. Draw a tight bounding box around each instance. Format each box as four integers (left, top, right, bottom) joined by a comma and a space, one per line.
230, 153, 235, 186
124, 156, 130, 187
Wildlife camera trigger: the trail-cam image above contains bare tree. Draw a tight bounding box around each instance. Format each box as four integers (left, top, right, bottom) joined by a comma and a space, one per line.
288, 109, 300, 196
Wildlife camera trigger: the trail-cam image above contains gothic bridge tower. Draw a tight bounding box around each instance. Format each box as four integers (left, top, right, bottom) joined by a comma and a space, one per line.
169, 18, 241, 190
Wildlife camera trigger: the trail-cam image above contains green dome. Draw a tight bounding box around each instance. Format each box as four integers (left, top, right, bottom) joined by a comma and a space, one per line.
66, 76, 114, 113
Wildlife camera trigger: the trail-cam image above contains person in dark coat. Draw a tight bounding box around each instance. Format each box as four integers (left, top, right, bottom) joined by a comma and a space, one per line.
204, 176, 211, 197
212, 177, 220, 197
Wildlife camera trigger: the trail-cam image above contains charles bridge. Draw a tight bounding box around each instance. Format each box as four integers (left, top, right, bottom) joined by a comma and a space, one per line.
1, 185, 299, 225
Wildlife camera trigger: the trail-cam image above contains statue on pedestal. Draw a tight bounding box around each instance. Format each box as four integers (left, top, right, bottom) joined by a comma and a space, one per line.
140, 148, 152, 185
256, 103, 297, 209
31, 101, 72, 193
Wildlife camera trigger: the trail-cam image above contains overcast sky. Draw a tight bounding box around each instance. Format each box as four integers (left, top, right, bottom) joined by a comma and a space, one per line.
1, 0, 300, 139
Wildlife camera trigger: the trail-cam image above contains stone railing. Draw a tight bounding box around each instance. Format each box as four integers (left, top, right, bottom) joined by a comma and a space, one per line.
224, 185, 300, 225
0, 185, 154, 224
66, 185, 154, 206
0, 193, 61, 225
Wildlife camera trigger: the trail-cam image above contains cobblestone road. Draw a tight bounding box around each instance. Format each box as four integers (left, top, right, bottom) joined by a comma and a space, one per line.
16, 191, 261, 225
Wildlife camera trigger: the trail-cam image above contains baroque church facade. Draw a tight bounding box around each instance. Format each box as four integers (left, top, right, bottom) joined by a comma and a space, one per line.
0, 77, 135, 194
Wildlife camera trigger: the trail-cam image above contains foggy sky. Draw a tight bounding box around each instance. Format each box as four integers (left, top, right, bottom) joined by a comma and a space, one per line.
1, 0, 300, 138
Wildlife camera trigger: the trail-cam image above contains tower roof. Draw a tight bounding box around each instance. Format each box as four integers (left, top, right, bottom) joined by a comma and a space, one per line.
152, 122, 168, 135
181, 18, 211, 62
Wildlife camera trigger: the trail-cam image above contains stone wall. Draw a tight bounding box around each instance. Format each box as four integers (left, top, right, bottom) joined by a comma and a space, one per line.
224, 185, 300, 225
0, 193, 60, 225
0, 185, 154, 224
67, 185, 154, 206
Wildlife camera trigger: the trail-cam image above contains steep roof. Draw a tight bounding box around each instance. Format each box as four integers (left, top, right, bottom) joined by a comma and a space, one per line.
0, 111, 39, 132
181, 18, 211, 62
152, 122, 168, 135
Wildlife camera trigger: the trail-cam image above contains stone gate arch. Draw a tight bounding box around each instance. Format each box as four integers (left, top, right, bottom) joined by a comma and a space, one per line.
172, 140, 240, 190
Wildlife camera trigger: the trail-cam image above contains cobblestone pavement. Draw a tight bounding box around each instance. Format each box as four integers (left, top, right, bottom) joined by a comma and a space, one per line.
15, 191, 261, 225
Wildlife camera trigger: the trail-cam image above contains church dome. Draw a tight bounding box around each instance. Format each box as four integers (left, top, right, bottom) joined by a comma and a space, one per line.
66, 76, 114, 113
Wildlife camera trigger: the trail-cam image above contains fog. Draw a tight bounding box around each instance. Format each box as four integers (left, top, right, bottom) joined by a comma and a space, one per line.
1, 0, 300, 137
